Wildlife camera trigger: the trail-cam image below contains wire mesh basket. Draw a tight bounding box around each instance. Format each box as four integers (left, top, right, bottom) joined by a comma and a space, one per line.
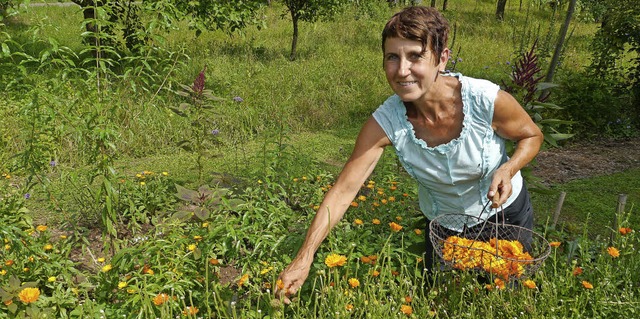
429, 208, 551, 280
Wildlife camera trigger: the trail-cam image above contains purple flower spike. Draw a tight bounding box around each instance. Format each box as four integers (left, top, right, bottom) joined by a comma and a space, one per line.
233, 96, 243, 103
192, 66, 207, 95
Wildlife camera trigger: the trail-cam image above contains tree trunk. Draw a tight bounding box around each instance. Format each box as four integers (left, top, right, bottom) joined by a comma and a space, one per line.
72, 0, 102, 57
543, 0, 576, 98
496, 0, 507, 20
290, 14, 299, 61
430, 0, 436, 7
442, 0, 448, 11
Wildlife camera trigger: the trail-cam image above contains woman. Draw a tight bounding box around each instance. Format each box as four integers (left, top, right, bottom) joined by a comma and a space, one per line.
275, 6, 543, 303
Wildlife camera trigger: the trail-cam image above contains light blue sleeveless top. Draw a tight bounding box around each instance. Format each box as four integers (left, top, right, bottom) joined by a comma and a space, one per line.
372, 73, 522, 230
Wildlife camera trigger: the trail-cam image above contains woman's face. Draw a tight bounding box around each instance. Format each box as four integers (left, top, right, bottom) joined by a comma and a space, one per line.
383, 37, 448, 102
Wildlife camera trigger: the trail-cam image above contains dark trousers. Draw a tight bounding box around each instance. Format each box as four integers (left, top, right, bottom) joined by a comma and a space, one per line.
423, 184, 535, 272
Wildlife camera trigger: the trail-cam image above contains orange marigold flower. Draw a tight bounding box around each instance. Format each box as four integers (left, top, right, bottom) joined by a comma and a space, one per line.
360, 256, 371, 264
5, 260, 14, 266
494, 278, 506, 290
371, 270, 380, 277
350, 201, 359, 207
400, 304, 413, 316
389, 222, 403, 232
372, 218, 381, 225
619, 227, 633, 235
358, 195, 366, 201
209, 258, 220, 265
348, 278, 360, 288
549, 241, 561, 247
607, 247, 620, 258
346, 304, 354, 311
182, 306, 198, 315
276, 279, 285, 290
405, 296, 412, 303
381, 199, 388, 204
3, 299, 12, 306
523, 280, 536, 289
414, 229, 423, 235
18, 287, 40, 303
354, 219, 364, 225
237, 274, 249, 287
151, 292, 169, 306
389, 196, 396, 202
391, 270, 400, 276
325, 253, 347, 268
572, 266, 583, 276
582, 281, 593, 289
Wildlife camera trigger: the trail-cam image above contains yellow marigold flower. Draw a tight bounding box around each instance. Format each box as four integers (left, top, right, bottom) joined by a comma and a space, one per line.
193, 235, 202, 241
389, 222, 403, 232
372, 202, 380, 207
36, 225, 48, 232
97, 257, 105, 263
43, 244, 53, 251
152, 293, 170, 306
276, 279, 285, 290
0, 270, 7, 275
140, 182, 146, 186
358, 195, 366, 201
313, 205, 320, 210
101, 264, 112, 272
523, 280, 536, 289
162, 171, 169, 176
549, 241, 561, 247
48, 276, 56, 282
238, 274, 250, 287
325, 253, 347, 268
400, 304, 413, 316
302, 176, 307, 181
582, 281, 593, 289
18, 287, 40, 303
389, 196, 396, 202
366, 184, 374, 189
348, 278, 360, 288
381, 199, 388, 204
372, 218, 381, 225
354, 219, 364, 225
572, 266, 583, 276
187, 244, 197, 251
395, 216, 402, 221
293, 178, 299, 182
346, 304, 354, 311
4, 244, 9, 250
135, 173, 142, 178
202, 222, 209, 228
607, 247, 620, 258
59, 235, 67, 239
619, 227, 633, 235
118, 281, 128, 289
414, 229, 423, 235
260, 267, 273, 275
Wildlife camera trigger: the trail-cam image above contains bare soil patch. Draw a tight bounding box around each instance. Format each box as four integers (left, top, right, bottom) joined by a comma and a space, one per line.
532, 137, 640, 185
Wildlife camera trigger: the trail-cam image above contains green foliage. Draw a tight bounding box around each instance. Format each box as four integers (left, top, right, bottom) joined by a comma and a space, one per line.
172, 0, 266, 36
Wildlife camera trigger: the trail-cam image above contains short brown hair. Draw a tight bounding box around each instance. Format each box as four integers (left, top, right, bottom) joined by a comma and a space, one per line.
381, 6, 450, 62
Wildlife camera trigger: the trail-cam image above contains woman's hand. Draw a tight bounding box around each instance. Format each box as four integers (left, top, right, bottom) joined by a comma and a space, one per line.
275, 259, 311, 304
488, 166, 512, 208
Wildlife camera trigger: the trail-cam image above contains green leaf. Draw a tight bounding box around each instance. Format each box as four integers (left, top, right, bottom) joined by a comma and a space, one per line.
175, 184, 199, 202
1, 43, 9, 56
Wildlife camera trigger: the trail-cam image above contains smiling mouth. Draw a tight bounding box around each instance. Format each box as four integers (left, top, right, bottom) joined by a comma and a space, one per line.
398, 81, 417, 87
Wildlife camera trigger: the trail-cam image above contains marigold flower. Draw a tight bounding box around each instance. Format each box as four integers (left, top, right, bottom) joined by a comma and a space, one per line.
5, 260, 14, 266
101, 264, 112, 272
381, 199, 388, 204
183, 306, 199, 315
193, 235, 202, 241
162, 171, 169, 176
43, 244, 53, 251
400, 304, 413, 316
36, 225, 48, 232
360, 256, 371, 264
405, 296, 412, 303
414, 229, 423, 235
348, 278, 360, 288
59, 235, 67, 239
97, 257, 105, 263
395, 216, 402, 221
582, 281, 593, 289
389, 196, 396, 202
607, 247, 620, 258
3, 299, 12, 306
572, 266, 583, 276
372, 218, 381, 225
549, 241, 561, 247
325, 253, 347, 268
18, 287, 40, 303
0, 270, 6, 275
140, 182, 146, 186
358, 195, 366, 201
346, 304, 354, 311
371, 270, 380, 277
209, 258, 220, 265
494, 278, 506, 290
389, 222, 403, 232
238, 274, 249, 287
276, 279, 285, 290
118, 281, 128, 289
354, 219, 364, 225
48, 276, 56, 282
260, 267, 273, 275
619, 227, 633, 235
523, 279, 536, 289
153, 293, 170, 306
187, 244, 196, 251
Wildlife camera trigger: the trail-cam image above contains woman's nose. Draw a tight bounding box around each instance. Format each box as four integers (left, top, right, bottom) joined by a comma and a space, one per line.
397, 59, 411, 77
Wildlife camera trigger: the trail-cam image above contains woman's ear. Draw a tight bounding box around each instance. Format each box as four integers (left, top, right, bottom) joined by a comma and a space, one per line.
439, 47, 450, 71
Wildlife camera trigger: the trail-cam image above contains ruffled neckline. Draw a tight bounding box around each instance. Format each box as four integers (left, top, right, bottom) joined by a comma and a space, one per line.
398, 72, 469, 154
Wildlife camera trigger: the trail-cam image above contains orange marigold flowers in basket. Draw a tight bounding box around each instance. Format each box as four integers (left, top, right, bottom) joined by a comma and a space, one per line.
18, 287, 40, 303
607, 247, 620, 258
325, 253, 347, 268
441, 236, 534, 279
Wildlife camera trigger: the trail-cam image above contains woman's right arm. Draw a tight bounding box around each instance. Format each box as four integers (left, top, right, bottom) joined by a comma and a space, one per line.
275, 116, 391, 303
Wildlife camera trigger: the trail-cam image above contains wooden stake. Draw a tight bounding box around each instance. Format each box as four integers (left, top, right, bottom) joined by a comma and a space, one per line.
552, 191, 566, 229
611, 194, 628, 244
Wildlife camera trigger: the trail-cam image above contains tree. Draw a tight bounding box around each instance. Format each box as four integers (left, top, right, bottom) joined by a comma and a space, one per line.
542, 0, 576, 98
280, 0, 345, 61
496, 0, 507, 20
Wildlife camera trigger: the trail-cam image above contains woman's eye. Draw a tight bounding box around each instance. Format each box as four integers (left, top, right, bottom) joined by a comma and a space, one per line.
410, 53, 423, 61
386, 55, 399, 62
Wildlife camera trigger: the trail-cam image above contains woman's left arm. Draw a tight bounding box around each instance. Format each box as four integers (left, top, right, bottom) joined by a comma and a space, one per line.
489, 90, 544, 206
